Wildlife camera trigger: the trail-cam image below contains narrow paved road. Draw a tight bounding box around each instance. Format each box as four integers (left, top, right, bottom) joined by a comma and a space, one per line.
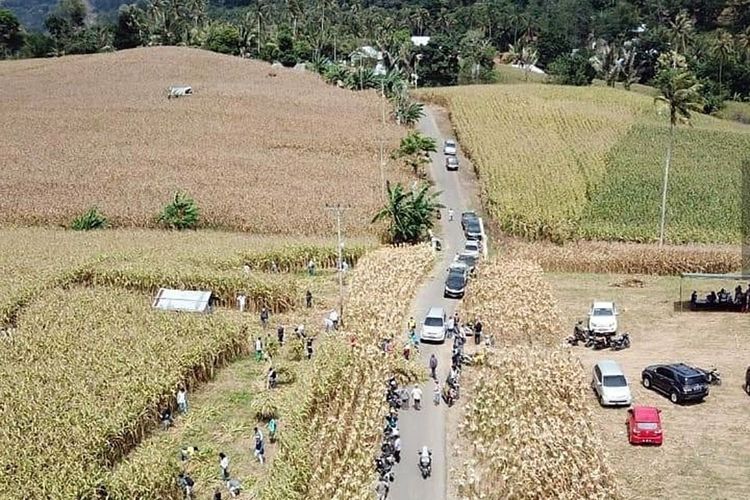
388, 107, 475, 500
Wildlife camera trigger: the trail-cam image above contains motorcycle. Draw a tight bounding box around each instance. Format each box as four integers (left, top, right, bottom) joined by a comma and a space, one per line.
610, 332, 631, 351
418, 447, 432, 479
701, 367, 722, 386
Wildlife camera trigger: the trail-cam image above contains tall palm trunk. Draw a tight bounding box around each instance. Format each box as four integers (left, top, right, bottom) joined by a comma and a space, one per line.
658, 122, 674, 246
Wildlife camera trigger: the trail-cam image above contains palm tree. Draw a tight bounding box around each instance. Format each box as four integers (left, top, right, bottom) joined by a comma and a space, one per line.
711, 30, 735, 90
372, 182, 444, 244
669, 10, 695, 55
653, 53, 704, 246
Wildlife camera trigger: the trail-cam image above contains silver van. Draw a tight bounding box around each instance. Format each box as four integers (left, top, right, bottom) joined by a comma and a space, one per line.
591, 360, 632, 406
420, 307, 446, 343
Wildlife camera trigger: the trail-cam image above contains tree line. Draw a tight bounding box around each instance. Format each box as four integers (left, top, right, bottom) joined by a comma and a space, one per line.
1, 0, 749, 105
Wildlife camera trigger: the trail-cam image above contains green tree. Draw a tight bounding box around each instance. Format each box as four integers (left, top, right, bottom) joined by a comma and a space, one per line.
653, 52, 704, 246
371, 181, 444, 244
114, 4, 146, 50
669, 10, 695, 55
710, 30, 734, 90
158, 191, 200, 230
203, 22, 241, 55
22, 31, 55, 58
547, 51, 596, 86
0, 8, 25, 58
394, 131, 437, 176
392, 92, 424, 128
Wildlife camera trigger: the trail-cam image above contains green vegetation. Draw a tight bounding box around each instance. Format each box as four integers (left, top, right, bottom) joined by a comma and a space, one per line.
421, 83, 750, 244
158, 191, 200, 230
372, 181, 443, 244
71, 206, 107, 230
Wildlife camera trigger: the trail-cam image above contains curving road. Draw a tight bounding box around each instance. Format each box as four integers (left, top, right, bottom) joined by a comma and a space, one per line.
388, 106, 478, 500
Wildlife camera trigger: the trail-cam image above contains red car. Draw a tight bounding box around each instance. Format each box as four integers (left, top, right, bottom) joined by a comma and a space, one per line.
626, 406, 663, 445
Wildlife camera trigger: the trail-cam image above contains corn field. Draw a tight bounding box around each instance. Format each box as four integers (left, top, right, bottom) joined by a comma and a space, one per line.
0, 47, 408, 235
255, 244, 434, 500
453, 347, 622, 500
503, 239, 741, 275
0, 286, 249, 498
460, 257, 564, 347
420, 84, 750, 244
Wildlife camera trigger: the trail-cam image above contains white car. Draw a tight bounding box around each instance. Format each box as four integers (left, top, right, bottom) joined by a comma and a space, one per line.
591, 360, 632, 406
443, 140, 457, 155
420, 306, 446, 343
463, 240, 480, 258
588, 301, 618, 334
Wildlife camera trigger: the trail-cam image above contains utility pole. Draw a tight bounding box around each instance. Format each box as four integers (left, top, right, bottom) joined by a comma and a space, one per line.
325, 204, 349, 326
379, 80, 386, 199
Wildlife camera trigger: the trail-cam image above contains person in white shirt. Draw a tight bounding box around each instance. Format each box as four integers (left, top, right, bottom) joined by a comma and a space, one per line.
177, 386, 188, 414
255, 337, 263, 362
329, 309, 339, 329
448, 208, 454, 221
393, 435, 402, 463
412, 384, 423, 410
219, 452, 229, 480
243, 264, 250, 275
237, 294, 246, 313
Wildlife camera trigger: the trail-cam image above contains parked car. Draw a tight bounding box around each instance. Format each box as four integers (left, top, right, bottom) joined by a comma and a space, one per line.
591, 360, 632, 406
461, 211, 478, 230
587, 301, 618, 334
641, 363, 709, 404
453, 252, 477, 274
445, 156, 459, 170
463, 240, 480, 258
464, 219, 482, 241
745, 365, 750, 395
420, 306, 447, 343
444, 265, 468, 298
444, 140, 457, 155
626, 406, 663, 445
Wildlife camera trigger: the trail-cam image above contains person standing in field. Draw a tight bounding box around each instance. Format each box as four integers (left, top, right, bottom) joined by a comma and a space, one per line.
243, 264, 250, 275
219, 452, 230, 481
267, 417, 277, 442
306, 337, 314, 359
213, 487, 222, 500
306, 290, 312, 308
307, 259, 316, 275
254, 430, 265, 464
277, 324, 284, 345
237, 293, 246, 313
255, 337, 263, 362
260, 307, 269, 327
176, 385, 188, 415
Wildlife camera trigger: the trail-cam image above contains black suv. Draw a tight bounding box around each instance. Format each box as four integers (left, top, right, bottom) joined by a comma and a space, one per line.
641, 363, 709, 404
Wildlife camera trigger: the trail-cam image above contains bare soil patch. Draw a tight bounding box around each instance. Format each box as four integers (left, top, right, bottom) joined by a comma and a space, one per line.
0, 47, 405, 234
549, 272, 750, 500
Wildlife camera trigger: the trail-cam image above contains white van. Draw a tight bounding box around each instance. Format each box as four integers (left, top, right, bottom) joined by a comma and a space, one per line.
420, 307, 446, 343
591, 360, 632, 407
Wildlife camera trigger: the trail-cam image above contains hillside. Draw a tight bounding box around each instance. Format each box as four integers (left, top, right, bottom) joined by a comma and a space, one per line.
0, 46, 405, 234
419, 84, 750, 244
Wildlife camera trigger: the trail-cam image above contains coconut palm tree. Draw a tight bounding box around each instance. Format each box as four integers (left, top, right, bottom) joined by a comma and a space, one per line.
653, 52, 704, 246
371, 181, 444, 244
669, 10, 695, 55
711, 30, 735, 90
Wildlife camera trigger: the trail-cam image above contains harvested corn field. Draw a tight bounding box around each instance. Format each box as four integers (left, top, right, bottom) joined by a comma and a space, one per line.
0, 47, 406, 234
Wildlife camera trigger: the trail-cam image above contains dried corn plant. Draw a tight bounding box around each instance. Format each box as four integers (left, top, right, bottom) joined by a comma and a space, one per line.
0, 286, 250, 498
0, 47, 408, 235
460, 257, 564, 347
255, 244, 434, 500
454, 347, 623, 500
503, 239, 741, 275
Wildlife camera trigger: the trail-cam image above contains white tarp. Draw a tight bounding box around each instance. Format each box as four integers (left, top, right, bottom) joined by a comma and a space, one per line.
152, 288, 212, 313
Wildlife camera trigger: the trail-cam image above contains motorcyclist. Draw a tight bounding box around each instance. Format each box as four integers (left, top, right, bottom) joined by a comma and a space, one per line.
418, 446, 432, 476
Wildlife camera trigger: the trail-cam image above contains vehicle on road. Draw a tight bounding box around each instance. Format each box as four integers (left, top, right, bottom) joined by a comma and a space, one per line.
464, 218, 482, 241
461, 211, 478, 230
626, 406, 663, 445
641, 363, 709, 404
591, 360, 632, 406
587, 301, 618, 334
420, 307, 446, 343
745, 366, 750, 395
418, 446, 432, 478
444, 264, 468, 298
445, 156, 459, 170
443, 140, 457, 155
463, 240, 480, 258
453, 252, 477, 274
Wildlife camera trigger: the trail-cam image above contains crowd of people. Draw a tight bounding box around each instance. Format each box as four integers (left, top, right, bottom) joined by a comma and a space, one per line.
691, 283, 750, 311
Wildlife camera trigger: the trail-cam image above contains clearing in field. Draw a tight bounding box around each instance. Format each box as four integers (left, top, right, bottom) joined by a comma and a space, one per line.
419, 84, 750, 244
551, 272, 750, 500
0, 46, 405, 235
